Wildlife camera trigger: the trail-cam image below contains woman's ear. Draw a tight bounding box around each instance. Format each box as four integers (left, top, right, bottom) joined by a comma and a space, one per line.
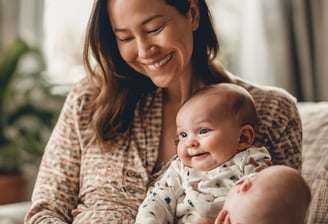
189, 0, 200, 31
237, 124, 255, 151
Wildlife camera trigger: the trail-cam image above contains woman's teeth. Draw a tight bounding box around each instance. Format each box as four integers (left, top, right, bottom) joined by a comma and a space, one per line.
148, 52, 173, 69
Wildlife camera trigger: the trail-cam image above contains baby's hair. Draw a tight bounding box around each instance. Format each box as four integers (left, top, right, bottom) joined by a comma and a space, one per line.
252, 166, 312, 224
190, 83, 258, 128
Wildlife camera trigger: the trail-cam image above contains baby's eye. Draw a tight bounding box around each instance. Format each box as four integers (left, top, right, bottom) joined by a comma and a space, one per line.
199, 128, 208, 134
179, 132, 188, 138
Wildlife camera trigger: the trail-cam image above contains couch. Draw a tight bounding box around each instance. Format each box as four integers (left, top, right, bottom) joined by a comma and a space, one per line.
0, 102, 327, 224
298, 102, 328, 224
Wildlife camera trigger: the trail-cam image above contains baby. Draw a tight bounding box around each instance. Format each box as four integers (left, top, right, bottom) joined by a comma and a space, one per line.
216, 165, 312, 224
136, 83, 272, 224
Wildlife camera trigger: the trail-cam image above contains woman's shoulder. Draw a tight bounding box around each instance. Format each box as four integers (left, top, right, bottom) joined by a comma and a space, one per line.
68, 76, 95, 98
58, 77, 96, 121
234, 77, 296, 103
232, 75, 301, 138
64, 77, 96, 106
230, 75, 302, 169
233, 76, 298, 114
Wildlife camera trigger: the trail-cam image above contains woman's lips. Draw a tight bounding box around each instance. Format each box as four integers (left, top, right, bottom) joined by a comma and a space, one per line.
146, 52, 174, 70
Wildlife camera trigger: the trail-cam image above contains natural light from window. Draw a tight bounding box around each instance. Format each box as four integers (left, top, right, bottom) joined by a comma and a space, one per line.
43, 0, 93, 85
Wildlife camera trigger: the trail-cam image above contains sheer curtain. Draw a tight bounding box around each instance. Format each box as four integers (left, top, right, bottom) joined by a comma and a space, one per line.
43, 0, 93, 85
209, 0, 328, 101
259, 0, 328, 101
0, 0, 20, 48
0, 0, 43, 48
0, 0, 92, 85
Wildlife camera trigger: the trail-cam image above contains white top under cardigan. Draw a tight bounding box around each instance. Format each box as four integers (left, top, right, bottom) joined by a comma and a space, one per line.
136, 146, 271, 224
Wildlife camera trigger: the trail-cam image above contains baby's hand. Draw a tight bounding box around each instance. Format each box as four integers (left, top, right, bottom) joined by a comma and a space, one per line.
193, 217, 215, 224
193, 210, 232, 224
215, 210, 231, 224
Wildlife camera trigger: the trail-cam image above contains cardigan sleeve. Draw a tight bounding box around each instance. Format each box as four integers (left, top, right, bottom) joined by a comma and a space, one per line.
235, 78, 302, 171
25, 81, 89, 223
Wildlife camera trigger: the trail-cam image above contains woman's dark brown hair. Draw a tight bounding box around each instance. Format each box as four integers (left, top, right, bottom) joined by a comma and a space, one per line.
83, 0, 231, 150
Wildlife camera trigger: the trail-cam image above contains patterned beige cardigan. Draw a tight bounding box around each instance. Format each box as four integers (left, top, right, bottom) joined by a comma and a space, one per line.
25, 76, 302, 224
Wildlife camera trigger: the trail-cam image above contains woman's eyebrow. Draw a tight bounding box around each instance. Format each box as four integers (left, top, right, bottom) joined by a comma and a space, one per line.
141, 15, 163, 25
113, 15, 163, 33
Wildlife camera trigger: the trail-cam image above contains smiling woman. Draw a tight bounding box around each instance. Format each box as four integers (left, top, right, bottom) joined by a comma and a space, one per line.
107, 0, 197, 89
24, 0, 302, 223
1, 1, 326, 224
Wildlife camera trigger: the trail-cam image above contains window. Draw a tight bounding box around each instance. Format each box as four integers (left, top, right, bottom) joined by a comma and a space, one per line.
43, 0, 93, 84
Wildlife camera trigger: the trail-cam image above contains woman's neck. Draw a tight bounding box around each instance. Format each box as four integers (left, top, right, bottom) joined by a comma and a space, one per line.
164, 76, 204, 107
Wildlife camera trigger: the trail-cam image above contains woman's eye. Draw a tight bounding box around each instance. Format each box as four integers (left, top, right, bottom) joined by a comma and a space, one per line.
179, 132, 187, 138
199, 128, 208, 134
147, 25, 164, 34
117, 36, 133, 42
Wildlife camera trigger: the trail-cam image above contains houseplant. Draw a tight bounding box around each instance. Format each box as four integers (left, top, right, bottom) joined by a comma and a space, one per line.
0, 38, 66, 204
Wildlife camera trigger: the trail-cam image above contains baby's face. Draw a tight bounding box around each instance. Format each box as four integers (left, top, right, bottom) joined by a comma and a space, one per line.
176, 93, 242, 171
222, 174, 264, 223
221, 167, 291, 224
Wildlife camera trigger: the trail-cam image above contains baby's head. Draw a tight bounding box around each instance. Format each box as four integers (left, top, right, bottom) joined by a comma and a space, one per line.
222, 165, 312, 224
176, 83, 258, 171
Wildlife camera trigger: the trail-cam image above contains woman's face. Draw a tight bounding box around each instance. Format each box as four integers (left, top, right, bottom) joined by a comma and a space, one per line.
108, 0, 199, 88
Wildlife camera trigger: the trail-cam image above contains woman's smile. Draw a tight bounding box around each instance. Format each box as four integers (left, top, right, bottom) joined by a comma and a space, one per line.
144, 52, 175, 71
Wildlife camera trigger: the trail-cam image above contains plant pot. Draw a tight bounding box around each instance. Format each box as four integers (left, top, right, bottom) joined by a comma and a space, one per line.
0, 174, 28, 205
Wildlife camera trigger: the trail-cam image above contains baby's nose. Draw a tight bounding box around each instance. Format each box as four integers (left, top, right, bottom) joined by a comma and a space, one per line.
187, 138, 200, 148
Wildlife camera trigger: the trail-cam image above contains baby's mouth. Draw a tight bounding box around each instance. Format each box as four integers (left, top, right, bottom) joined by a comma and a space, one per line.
191, 152, 209, 158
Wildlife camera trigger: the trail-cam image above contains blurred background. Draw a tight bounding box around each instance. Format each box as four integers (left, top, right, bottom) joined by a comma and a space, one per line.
0, 0, 328, 205
207, 0, 328, 102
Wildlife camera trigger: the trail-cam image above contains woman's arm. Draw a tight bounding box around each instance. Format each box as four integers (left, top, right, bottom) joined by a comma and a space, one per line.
269, 105, 302, 171
236, 78, 302, 170
25, 85, 83, 223
255, 91, 302, 170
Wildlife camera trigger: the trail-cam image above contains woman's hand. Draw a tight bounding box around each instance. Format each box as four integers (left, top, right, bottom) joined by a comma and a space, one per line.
214, 210, 231, 224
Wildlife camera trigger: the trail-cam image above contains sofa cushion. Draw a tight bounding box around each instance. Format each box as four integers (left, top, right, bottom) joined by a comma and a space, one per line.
298, 102, 328, 224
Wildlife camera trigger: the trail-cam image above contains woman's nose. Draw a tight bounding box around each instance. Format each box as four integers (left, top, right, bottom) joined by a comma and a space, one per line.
136, 37, 156, 58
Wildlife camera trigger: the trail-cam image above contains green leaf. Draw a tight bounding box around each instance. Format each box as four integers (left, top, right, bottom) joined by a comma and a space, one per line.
0, 38, 29, 88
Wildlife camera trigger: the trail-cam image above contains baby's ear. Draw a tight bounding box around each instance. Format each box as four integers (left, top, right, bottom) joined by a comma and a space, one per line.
239, 178, 252, 193
237, 124, 255, 151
